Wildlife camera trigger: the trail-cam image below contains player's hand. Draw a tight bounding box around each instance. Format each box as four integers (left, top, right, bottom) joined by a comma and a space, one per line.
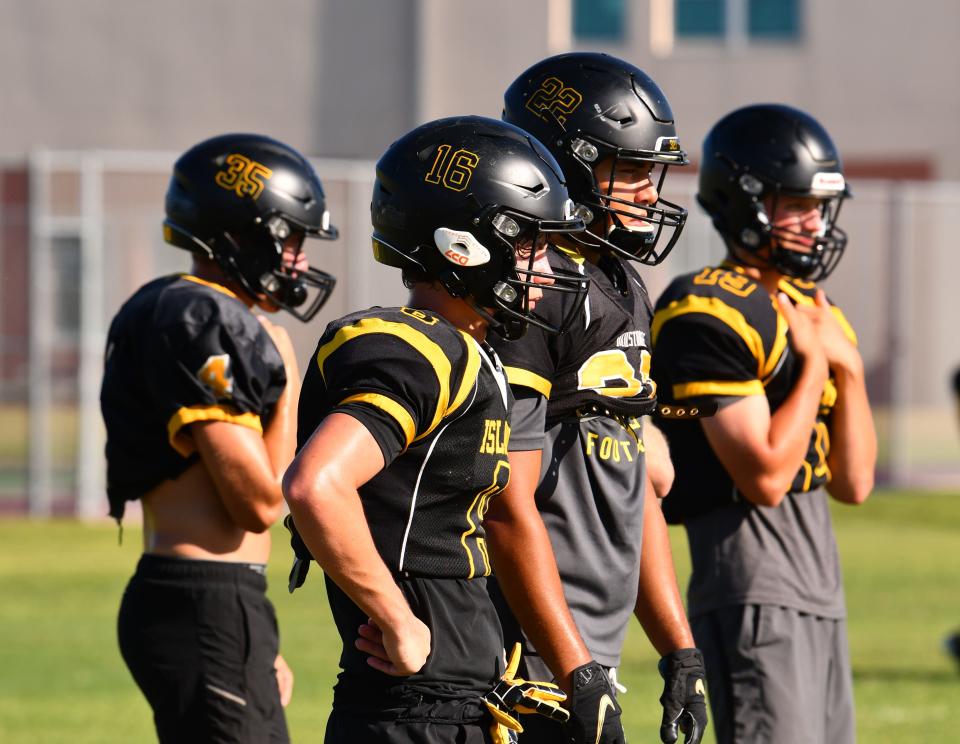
274, 653, 294, 707
658, 648, 708, 744
356, 615, 431, 677
258, 315, 300, 378
808, 290, 862, 374
284, 514, 313, 592
567, 661, 625, 744
483, 643, 569, 744
777, 293, 827, 377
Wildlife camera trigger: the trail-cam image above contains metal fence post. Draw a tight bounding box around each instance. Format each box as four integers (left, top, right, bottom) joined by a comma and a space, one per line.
75, 154, 106, 519
27, 152, 54, 517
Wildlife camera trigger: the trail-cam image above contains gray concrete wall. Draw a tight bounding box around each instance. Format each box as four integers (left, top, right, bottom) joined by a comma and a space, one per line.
2, 0, 958, 173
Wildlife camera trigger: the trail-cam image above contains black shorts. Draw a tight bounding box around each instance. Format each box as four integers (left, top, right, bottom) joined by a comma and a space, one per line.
325, 698, 492, 744
117, 555, 289, 744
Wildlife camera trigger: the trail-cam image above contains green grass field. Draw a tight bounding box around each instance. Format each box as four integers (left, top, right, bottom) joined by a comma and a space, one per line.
1, 489, 958, 743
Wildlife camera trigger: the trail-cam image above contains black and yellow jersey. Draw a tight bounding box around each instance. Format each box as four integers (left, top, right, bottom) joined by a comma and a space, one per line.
101, 274, 286, 522
297, 306, 512, 579
495, 248, 657, 424
651, 262, 857, 522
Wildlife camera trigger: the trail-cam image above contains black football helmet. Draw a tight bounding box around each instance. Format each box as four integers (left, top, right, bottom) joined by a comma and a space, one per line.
371, 116, 588, 340
163, 133, 338, 322
697, 104, 850, 281
503, 52, 688, 265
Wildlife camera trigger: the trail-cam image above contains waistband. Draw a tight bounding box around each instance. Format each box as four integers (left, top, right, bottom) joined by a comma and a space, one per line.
332, 687, 487, 722
135, 554, 268, 590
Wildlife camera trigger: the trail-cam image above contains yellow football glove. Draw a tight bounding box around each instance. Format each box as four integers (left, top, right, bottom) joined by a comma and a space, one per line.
483, 643, 570, 744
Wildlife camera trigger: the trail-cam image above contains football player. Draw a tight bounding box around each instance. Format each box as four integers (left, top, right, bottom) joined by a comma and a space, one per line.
651, 104, 877, 744
484, 52, 708, 744
282, 116, 586, 744
101, 133, 338, 743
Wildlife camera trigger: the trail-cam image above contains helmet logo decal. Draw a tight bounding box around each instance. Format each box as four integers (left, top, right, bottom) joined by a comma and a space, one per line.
655, 136, 681, 153
811, 172, 845, 192
197, 354, 234, 399
424, 144, 480, 192
434, 227, 491, 267
525, 76, 583, 125
215, 154, 273, 200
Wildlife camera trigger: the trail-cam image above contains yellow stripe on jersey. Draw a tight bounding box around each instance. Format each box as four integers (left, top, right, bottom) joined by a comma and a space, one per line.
315, 318, 452, 441
652, 295, 767, 377
339, 393, 416, 448
672, 380, 765, 399
167, 405, 262, 457
777, 279, 858, 346
831, 306, 858, 345
764, 306, 790, 381
460, 460, 509, 579
776, 279, 812, 306
181, 274, 239, 300
553, 243, 587, 265
504, 365, 553, 398
446, 332, 481, 420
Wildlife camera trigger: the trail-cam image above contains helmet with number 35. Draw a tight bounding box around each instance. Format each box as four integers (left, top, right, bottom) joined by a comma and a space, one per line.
163, 133, 338, 322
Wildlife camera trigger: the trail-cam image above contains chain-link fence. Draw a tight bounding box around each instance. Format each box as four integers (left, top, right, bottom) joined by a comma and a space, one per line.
1, 152, 957, 518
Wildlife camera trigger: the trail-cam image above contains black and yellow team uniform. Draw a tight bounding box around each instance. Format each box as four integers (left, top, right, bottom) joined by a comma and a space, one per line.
296, 306, 513, 744
651, 261, 858, 744
101, 274, 290, 743
488, 248, 656, 741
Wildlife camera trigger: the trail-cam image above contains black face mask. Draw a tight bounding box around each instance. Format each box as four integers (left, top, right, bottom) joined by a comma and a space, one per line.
257, 265, 337, 323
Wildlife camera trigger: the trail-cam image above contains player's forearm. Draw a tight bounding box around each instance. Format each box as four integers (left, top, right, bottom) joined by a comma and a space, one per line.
284, 472, 413, 630
262, 377, 299, 480
752, 355, 828, 501
825, 362, 876, 504
485, 501, 591, 694
633, 494, 694, 655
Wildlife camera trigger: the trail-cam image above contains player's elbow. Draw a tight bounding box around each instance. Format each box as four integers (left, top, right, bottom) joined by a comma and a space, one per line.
282, 460, 341, 516
740, 475, 789, 508
830, 472, 874, 505
282, 463, 313, 512
236, 486, 285, 532
649, 459, 675, 500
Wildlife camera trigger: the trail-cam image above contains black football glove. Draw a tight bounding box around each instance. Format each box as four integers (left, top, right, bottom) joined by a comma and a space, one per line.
483, 643, 569, 744
567, 661, 625, 744
658, 648, 708, 744
284, 514, 313, 593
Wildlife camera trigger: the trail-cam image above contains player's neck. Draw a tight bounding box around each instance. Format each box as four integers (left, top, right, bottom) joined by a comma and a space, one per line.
190, 259, 255, 308
722, 252, 782, 295
407, 284, 488, 342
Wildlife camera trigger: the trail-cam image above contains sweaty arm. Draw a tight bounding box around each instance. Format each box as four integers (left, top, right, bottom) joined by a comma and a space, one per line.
484, 444, 592, 694
825, 363, 875, 504
633, 484, 694, 653
643, 420, 675, 499
282, 412, 430, 677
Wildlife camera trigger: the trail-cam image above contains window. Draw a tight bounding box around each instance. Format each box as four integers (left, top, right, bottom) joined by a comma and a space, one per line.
748, 0, 799, 38
676, 0, 725, 37
52, 236, 81, 344
675, 0, 800, 42
573, 0, 626, 41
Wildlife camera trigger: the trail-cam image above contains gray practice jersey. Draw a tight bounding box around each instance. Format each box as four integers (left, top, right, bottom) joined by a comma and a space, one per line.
490, 249, 658, 668
684, 488, 845, 619
509, 394, 647, 666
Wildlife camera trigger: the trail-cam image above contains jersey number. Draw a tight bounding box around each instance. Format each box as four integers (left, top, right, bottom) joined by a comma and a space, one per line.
576, 349, 655, 398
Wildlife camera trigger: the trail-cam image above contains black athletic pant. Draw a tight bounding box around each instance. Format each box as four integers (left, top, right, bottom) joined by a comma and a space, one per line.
117, 555, 289, 744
